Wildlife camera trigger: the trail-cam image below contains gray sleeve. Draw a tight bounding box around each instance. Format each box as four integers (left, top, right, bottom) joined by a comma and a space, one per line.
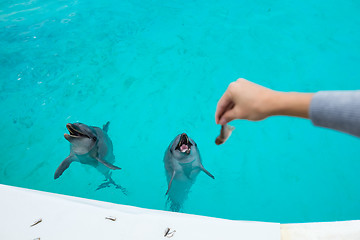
309, 91, 360, 137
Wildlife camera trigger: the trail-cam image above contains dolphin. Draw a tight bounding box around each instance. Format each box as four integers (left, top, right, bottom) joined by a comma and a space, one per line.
54, 122, 125, 192
163, 133, 214, 212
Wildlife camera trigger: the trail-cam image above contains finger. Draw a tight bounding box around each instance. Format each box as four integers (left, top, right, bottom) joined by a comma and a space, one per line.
218, 108, 238, 125
216, 101, 234, 124
215, 91, 233, 124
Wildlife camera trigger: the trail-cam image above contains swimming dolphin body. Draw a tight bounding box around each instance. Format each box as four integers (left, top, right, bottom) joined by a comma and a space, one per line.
54, 122, 124, 192
163, 133, 214, 212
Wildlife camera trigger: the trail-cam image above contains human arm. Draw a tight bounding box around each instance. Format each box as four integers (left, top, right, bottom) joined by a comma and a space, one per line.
215, 78, 360, 137
309, 91, 360, 137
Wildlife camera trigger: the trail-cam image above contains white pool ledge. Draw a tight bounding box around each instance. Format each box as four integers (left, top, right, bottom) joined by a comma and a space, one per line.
281, 220, 360, 240
0, 184, 359, 240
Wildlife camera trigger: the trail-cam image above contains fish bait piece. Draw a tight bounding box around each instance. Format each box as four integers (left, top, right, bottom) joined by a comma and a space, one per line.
215, 124, 235, 145
164, 228, 176, 238
30, 218, 42, 227
105, 216, 117, 221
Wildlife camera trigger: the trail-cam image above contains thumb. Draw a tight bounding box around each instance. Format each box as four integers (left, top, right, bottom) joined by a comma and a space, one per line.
218, 108, 238, 125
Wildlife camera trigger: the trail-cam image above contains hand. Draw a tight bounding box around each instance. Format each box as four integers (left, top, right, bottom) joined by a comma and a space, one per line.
215, 78, 313, 125
215, 78, 276, 125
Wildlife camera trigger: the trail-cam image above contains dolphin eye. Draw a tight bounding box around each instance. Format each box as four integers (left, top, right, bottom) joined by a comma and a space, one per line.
92, 137, 97, 141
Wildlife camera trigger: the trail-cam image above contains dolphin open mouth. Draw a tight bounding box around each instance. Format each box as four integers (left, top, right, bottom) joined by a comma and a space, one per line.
175, 133, 192, 154
65, 123, 89, 138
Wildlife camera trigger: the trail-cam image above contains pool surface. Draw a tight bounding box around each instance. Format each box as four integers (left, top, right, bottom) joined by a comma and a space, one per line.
1, 0, 360, 223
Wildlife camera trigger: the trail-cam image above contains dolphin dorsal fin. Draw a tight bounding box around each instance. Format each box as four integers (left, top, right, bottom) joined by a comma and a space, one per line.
103, 121, 110, 132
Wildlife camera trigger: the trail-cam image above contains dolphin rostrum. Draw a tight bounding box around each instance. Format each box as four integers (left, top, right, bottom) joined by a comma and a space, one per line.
163, 133, 214, 212
54, 122, 125, 193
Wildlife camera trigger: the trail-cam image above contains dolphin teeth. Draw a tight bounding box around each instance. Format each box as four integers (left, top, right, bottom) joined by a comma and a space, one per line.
66, 124, 88, 137
175, 133, 193, 152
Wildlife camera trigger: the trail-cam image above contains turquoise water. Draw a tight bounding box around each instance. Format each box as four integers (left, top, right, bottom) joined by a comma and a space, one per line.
1, 0, 360, 223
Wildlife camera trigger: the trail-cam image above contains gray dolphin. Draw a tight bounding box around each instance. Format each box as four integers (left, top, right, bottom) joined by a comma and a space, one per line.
163, 133, 214, 212
54, 122, 124, 192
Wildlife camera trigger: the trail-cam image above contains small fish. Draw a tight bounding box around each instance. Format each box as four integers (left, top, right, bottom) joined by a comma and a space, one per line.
30, 218, 42, 227
215, 124, 235, 145
105, 216, 116, 221
164, 228, 176, 238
